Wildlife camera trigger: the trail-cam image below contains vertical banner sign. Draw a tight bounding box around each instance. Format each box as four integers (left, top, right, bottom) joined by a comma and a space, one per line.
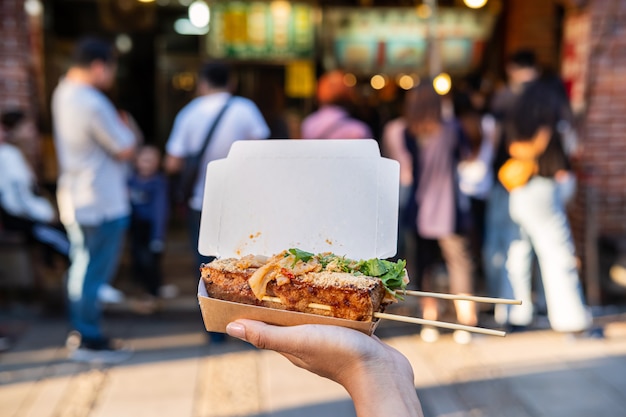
561, 12, 591, 115
285, 60, 315, 98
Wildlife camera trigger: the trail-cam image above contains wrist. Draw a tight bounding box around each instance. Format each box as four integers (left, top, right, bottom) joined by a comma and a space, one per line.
341, 355, 422, 417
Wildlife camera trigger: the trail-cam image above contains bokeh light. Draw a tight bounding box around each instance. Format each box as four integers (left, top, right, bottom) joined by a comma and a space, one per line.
370, 74, 387, 90
464, 0, 488, 9
343, 73, 357, 88
188, 1, 210, 28
115, 34, 133, 54
433, 73, 452, 95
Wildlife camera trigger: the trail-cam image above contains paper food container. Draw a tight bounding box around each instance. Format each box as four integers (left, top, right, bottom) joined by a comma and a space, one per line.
197, 139, 400, 335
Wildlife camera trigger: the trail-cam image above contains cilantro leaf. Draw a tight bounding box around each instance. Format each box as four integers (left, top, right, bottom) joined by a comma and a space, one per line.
287, 248, 314, 267
358, 258, 407, 293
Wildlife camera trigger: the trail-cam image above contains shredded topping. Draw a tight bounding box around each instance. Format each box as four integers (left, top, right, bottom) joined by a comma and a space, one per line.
246, 248, 408, 301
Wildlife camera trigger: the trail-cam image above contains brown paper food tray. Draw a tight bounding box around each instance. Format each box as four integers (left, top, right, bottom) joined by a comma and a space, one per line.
198, 280, 379, 335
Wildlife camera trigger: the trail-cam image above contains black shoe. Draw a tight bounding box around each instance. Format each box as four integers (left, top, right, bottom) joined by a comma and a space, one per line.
67, 333, 132, 364
566, 326, 605, 341
0, 335, 10, 352
505, 324, 529, 334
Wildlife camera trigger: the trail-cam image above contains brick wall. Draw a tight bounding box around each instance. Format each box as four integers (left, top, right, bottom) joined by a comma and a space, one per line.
0, 0, 37, 115
503, 0, 561, 70
581, 0, 626, 237
572, 0, 626, 302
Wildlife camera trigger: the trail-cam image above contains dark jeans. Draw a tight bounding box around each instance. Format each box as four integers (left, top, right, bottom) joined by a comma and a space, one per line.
65, 216, 129, 342
130, 218, 162, 297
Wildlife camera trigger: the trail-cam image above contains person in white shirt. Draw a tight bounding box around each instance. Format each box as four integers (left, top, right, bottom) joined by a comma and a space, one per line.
51, 37, 137, 363
0, 110, 69, 259
165, 60, 270, 268
165, 61, 269, 344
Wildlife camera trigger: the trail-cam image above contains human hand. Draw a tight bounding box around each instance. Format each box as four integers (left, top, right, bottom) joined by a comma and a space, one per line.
226, 320, 423, 417
149, 239, 164, 253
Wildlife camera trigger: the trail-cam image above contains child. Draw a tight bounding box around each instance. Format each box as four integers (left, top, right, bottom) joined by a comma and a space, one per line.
128, 145, 170, 307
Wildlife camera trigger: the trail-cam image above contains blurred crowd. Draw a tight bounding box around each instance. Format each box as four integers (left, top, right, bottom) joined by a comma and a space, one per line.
0, 36, 602, 360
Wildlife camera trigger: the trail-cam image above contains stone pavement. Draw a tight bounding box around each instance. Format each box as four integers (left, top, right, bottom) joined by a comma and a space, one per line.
1, 298, 626, 417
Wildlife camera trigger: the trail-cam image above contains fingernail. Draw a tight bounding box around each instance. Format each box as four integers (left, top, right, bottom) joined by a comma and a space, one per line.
226, 322, 246, 340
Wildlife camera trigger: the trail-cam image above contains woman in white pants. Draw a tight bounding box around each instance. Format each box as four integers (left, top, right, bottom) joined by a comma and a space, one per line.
500, 77, 595, 334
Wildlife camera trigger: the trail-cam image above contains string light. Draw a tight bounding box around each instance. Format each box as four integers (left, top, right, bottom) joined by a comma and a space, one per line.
433, 73, 452, 95
464, 0, 488, 9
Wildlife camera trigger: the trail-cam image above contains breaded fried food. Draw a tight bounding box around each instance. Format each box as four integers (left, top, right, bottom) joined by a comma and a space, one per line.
200, 249, 407, 322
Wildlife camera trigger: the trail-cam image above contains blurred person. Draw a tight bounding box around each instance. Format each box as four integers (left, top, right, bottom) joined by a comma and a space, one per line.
381, 114, 415, 277
226, 319, 424, 417
483, 50, 539, 323
453, 90, 497, 291
403, 83, 477, 345
164, 60, 269, 342
498, 76, 599, 337
0, 110, 69, 262
128, 145, 170, 311
52, 36, 138, 363
300, 70, 373, 140
165, 60, 270, 268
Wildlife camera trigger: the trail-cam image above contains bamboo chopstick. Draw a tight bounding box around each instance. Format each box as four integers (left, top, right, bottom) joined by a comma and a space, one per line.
397, 290, 522, 305
373, 312, 506, 337
262, 296, 507, 336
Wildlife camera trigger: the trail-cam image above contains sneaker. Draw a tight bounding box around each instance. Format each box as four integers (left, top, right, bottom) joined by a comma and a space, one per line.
453, 330, 473, 345
0, 336, 10, 352
158, 284, 179, 299
65, 330, 82, 350
98, 284, 125, 304
68, 337, 133, 364
566, 326, 605, 342
505, 324, 529, 334
420, 326, 440, 343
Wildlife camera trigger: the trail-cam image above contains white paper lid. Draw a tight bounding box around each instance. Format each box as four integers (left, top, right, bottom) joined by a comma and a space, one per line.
198, 139, 399, 260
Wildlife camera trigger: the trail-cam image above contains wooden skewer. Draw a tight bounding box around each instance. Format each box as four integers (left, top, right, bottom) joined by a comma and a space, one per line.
262, 296, 506, 337
397, 290, 522, 305
373, 312, 506, 337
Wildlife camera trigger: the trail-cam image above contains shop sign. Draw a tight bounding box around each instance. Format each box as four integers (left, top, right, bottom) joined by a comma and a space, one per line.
285, 60, 315, 98
206, 1, 314, 60
322, 7, 495, 75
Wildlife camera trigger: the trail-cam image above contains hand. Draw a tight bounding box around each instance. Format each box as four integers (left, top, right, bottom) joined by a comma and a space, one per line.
226, 320, 423, 417
149, 239, 164, 253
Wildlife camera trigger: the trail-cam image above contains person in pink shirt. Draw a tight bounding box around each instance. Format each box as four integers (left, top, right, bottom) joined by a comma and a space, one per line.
300, 70, 373, 140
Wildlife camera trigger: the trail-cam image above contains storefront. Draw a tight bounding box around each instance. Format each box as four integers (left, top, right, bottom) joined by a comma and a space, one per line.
2, 0, 625, 303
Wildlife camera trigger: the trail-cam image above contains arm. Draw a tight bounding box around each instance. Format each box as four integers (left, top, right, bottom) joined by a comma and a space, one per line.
382, 119, 413, 187
90, 98, 137, 161
164, 154, 183, 175
164, 109, 191, 174
226, 320, 424, 417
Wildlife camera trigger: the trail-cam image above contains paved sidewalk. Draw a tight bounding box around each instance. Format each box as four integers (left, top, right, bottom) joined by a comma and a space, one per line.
1, 302, 626, 417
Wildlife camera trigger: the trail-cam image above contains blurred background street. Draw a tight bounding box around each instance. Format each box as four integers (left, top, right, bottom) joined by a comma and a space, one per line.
2, 0, 626, 416
2, 222, 626, 417
2, 293, 626, 417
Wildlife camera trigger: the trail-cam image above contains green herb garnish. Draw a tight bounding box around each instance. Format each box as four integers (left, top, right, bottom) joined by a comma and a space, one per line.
286, 248, 407, 295
287, 248, 314, 267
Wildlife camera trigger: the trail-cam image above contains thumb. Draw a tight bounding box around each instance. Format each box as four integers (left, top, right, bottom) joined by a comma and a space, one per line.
226, 319, 296, 353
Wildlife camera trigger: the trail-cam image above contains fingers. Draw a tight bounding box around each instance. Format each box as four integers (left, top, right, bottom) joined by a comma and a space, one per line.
226, 319, 297, 353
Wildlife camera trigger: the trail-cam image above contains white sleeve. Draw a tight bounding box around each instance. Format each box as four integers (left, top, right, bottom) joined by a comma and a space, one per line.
0, 147, 54, 222
241, 100, 270, 140
90, 95, 136, 154
165, 108, 192, 157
